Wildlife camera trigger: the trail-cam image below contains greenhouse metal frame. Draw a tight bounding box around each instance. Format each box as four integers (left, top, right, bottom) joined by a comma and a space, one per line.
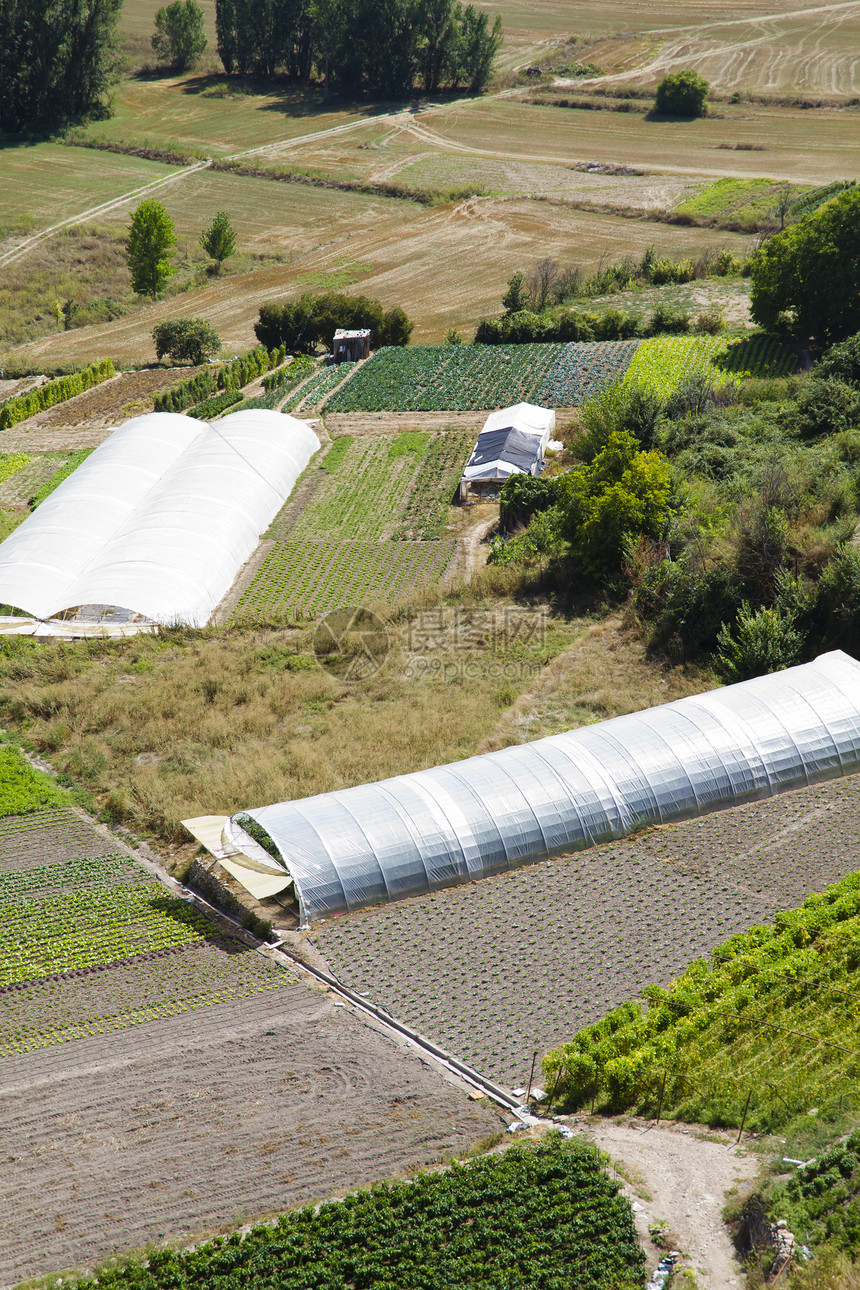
232, 651, 860, 924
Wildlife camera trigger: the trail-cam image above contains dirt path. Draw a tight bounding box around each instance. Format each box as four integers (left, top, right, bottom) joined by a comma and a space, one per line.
570, 1116, 758, 1287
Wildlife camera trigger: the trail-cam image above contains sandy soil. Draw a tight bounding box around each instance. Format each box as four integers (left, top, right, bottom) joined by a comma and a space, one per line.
572, 1116, 758, 1288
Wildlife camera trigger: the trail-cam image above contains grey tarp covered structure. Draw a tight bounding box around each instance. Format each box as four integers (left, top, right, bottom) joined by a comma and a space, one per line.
235, 651, 860, 924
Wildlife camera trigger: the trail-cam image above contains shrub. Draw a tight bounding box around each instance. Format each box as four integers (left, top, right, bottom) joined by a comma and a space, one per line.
714, 601, 804, 682
254, 293, 412, 354
649, 302, 690, 333
217, 345, 285, 392
812, 546, 860, 653
499, 473, 562, 532
655, 70, 710, 117
152, 318, 221, 365
636, 559, 745, 661
780, 377, 860, 437
153, 369, 215, 413
817, 332, 860, 387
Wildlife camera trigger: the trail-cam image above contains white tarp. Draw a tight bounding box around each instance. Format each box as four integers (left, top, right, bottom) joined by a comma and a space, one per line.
0, 410, 319, 626
462, 402, 555, 483
233, 652, 860, 924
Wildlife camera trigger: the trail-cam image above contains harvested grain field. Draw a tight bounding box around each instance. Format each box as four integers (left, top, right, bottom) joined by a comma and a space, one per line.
311, 771, 860, 1090
0, 808, 502, 1286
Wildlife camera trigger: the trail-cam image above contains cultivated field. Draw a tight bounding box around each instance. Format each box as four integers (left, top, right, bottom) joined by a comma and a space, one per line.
224, 427, 475, 619
0, 805, 502, 1285
311, 771, 860, 1089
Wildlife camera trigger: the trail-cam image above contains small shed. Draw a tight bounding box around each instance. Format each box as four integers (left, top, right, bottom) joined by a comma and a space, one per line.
333, 329, 371, 363
459, 402, 555, 501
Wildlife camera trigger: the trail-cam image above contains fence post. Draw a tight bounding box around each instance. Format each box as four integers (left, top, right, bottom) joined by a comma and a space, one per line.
656, 1069, 668, 1125
736, 1088, 753, 1145
527, 1050, 538, 1101
546, 1061, 564, 1112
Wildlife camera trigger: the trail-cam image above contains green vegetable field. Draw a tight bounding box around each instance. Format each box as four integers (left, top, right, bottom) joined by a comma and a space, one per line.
71, 1137, 646, 1290
544, 867, 860, 1132
232, 429, 473, 620
323, 337, 795, 413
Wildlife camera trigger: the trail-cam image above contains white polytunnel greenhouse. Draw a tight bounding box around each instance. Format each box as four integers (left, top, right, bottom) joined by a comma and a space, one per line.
190, 650, 860, 925
0, 410, 319, 627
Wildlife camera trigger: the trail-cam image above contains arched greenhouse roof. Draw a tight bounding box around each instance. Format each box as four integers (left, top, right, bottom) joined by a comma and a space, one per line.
0, 409, 318, 627
235, 651, 860, 925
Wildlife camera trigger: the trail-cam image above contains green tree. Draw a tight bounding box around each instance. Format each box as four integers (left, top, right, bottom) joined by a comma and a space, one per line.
152, 0, 208, 69
0, 0, 121, 133
561, 431, 675, 579
501, 270, 529, 315
817, 332, 860, 386
654, 69, 709, 117
152, 318, 221, 364
715, 602, 804, 682
127, 200, 177, 299
200, 210, 237, 272
750, 190, 860, 345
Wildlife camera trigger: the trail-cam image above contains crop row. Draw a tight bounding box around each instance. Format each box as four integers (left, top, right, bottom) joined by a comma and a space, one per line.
235, 538, 455, 618
0, 844, 217, 987
624, 333, 796, 397
283, 362, 356, 413
0, 745, 68, 819
544, 865, 860, 1131
534, 340, 639, 406
324, 343, 568, 412
67, 1137, 645, 1290
0, 935, 296, 1056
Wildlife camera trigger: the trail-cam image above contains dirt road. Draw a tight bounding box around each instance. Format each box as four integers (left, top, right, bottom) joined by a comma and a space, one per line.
572, 1116, 758, 1287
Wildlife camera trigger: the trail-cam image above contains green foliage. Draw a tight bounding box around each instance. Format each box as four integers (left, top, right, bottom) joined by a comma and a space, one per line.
811, 546, 860, 654
576, 379, 666, 460
152, 0, 207, 68
654, 69, 709, 117
262, 354, 315, 392
0, 0, 121, 133
499, 473, 562, 532
714, 600, 804, 682
0, 454, 28, 486
187, 389, 243, 419
502, 270, 529, 314
487, 504, 562, 566
780, 377, 860, 437
634, 559, 745, 662
563, 431, 676, 579
153, 369, 215, 413
0, 745, 66, 818
68, 1136, 645, 1290
29, 450, 92, 507
321, 435, 353, 472
254, 293, 413, 355
217, 344, 285, 392
767, 1129, 860, 1255
152, 318, 222, 365
200, 209, 236, 270
544, 866, 860, 1132
817, 332, 860, 387
0, 360, 114, 430
750, 189, 860, 345
127, 200, 177, 300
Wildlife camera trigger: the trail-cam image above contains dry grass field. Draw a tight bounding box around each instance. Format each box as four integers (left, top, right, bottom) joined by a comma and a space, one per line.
0, 610, 708, 859
4, 2, 859, 361
312, 769, 860, 1088
0, 807, 501, 1285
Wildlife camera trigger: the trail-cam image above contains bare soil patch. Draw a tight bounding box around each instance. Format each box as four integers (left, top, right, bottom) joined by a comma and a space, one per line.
312, 771, 860, 1090
572, 1115, 757, 1288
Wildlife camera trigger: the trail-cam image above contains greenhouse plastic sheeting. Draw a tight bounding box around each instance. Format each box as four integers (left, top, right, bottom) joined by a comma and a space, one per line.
236, 651, 860, 924
0, 410, 319, 626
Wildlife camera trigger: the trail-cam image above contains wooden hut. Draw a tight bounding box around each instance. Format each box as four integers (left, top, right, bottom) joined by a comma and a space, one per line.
333, 329, 371, 363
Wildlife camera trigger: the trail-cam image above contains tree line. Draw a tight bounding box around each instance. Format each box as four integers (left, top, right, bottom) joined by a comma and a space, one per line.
216, 0, 503, 95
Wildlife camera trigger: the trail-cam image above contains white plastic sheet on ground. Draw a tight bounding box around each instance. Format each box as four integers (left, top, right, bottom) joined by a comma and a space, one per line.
234, 651, 860, 924
0, 410, 319, 626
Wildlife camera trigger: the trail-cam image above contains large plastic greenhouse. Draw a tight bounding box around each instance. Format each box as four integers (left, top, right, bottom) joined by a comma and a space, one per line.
0, 409, 318, 630
188, 650, 860, 925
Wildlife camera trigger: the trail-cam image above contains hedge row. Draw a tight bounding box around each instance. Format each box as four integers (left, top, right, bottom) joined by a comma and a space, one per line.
189, 390, 244, 420
217, 345, 285, 392
262, 354, 316, 392
154, 370, 215, 413
0, 359, 115, 429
